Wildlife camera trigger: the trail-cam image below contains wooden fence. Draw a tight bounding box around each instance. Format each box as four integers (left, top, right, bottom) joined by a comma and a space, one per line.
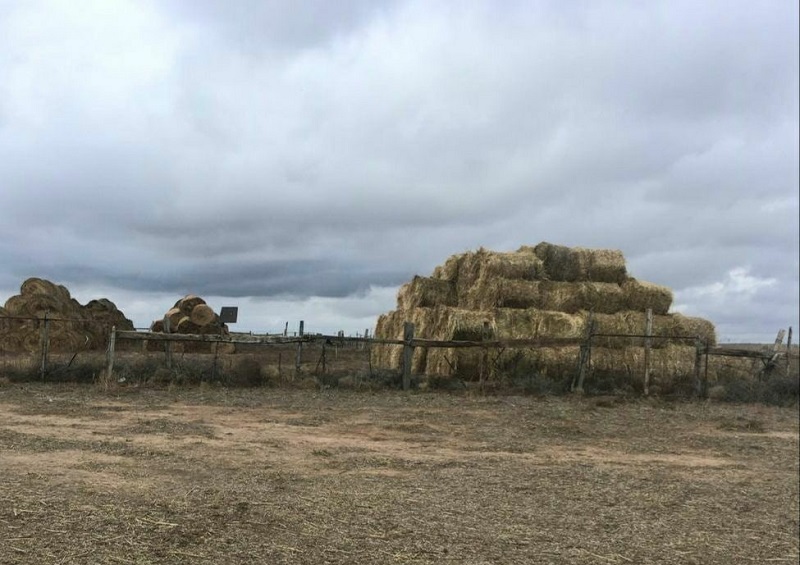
105, 312, 797, 397
1, 312, 795, 395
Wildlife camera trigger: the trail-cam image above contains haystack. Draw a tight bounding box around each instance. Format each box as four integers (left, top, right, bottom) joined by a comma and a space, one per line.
372, 242, 716, 386
153, 296, 228, 336
83, 298, 135, 348
0, 278, 134, 353
147, 295, 230, 354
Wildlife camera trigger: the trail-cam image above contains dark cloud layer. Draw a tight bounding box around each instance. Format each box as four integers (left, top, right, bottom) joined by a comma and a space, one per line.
0, 0, 797, 339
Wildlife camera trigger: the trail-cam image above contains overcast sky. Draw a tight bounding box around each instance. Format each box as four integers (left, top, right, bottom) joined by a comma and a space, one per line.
0, 0, 797, 342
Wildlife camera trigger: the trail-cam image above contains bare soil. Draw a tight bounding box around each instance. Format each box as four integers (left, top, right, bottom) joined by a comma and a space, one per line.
0, 383, 797, 564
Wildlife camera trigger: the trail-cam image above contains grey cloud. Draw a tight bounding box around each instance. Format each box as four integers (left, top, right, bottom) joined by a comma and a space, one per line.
18, 258, 407, 300
161, 0, 400, 53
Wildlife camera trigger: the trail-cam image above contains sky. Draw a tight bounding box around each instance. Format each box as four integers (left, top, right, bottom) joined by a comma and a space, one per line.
0, 0, 797, 342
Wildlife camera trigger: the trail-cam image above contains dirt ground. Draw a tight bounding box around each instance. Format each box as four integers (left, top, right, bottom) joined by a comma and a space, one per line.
0, 384, 797, 565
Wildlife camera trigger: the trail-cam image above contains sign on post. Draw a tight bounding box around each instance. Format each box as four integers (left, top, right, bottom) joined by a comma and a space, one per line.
219, 307, 238, 324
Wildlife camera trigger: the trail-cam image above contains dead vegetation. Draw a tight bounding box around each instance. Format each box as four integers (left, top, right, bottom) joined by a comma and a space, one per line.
0, 383, 797, 564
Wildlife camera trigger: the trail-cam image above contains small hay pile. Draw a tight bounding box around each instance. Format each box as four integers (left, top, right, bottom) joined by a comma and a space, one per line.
0, 278, 134, 353
372, 242, 716, 389
148, 295, 230, 353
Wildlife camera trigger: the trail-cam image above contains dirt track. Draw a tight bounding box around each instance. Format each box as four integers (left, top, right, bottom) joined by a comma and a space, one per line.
1, 384, 797, 564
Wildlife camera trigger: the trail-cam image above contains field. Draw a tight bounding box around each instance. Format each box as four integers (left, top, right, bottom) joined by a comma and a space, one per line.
0, 383, 798, 564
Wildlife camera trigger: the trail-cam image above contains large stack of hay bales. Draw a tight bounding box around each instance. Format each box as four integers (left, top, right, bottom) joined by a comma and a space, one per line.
0, 278, 134, 353
148, 295, 229, 353
373, 243, 716, 386
150, 295, 228, 336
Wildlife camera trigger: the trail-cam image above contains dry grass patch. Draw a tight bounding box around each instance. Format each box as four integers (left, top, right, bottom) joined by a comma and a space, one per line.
0, 384, 797, 565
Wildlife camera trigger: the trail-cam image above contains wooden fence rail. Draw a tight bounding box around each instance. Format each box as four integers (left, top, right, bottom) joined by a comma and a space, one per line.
107, 323, 798, 395
3, 315, 795, 395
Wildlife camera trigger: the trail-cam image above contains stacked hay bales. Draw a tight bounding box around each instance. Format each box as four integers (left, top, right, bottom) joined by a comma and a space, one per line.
372, 243, 716, 388
0, 278, 134, 353
148, 295, 230, 353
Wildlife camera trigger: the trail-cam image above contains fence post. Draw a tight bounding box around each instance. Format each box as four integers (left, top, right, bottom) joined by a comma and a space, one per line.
163, 316, 172, 369
787, 326, 793, 378
106, 326, 116, 383
643, 308, 653, 396
212, 340, 220, 382
573, 315, 594, 393
295, 320, 304, 373
693, 337, 703, 397
480, 321, 491, 391
40, 310, 50, 381
402, 322, 414, 391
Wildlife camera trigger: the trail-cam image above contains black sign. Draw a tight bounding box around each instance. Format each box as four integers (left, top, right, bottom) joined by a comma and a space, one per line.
219, 307, 238, 324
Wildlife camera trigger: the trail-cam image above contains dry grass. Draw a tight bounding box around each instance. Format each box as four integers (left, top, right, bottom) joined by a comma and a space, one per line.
0, 383, 797, 565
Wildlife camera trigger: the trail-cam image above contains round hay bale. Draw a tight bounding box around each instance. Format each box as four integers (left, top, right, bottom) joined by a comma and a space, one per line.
0, 331, 24, 353
17, 294, 63, 317
190, 303, 216, 326
177, 295, 206, 316
621, 279, 673, 315
3, 295, 28, 315
85, 298, 117, 313
56, 284, 72, 301
196, 323, 223, 335
82, 298, 134, 337
20, 278, 61, 297
176, 316, 199, 334
22, 330, 41, 353
150, 319, 164, 333
49, 329, 88, 353
181, 340, 212, 353
164, 308, 183, 331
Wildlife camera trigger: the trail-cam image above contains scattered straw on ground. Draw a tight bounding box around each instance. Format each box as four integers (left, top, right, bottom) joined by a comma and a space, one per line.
0, 383, 797, 564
